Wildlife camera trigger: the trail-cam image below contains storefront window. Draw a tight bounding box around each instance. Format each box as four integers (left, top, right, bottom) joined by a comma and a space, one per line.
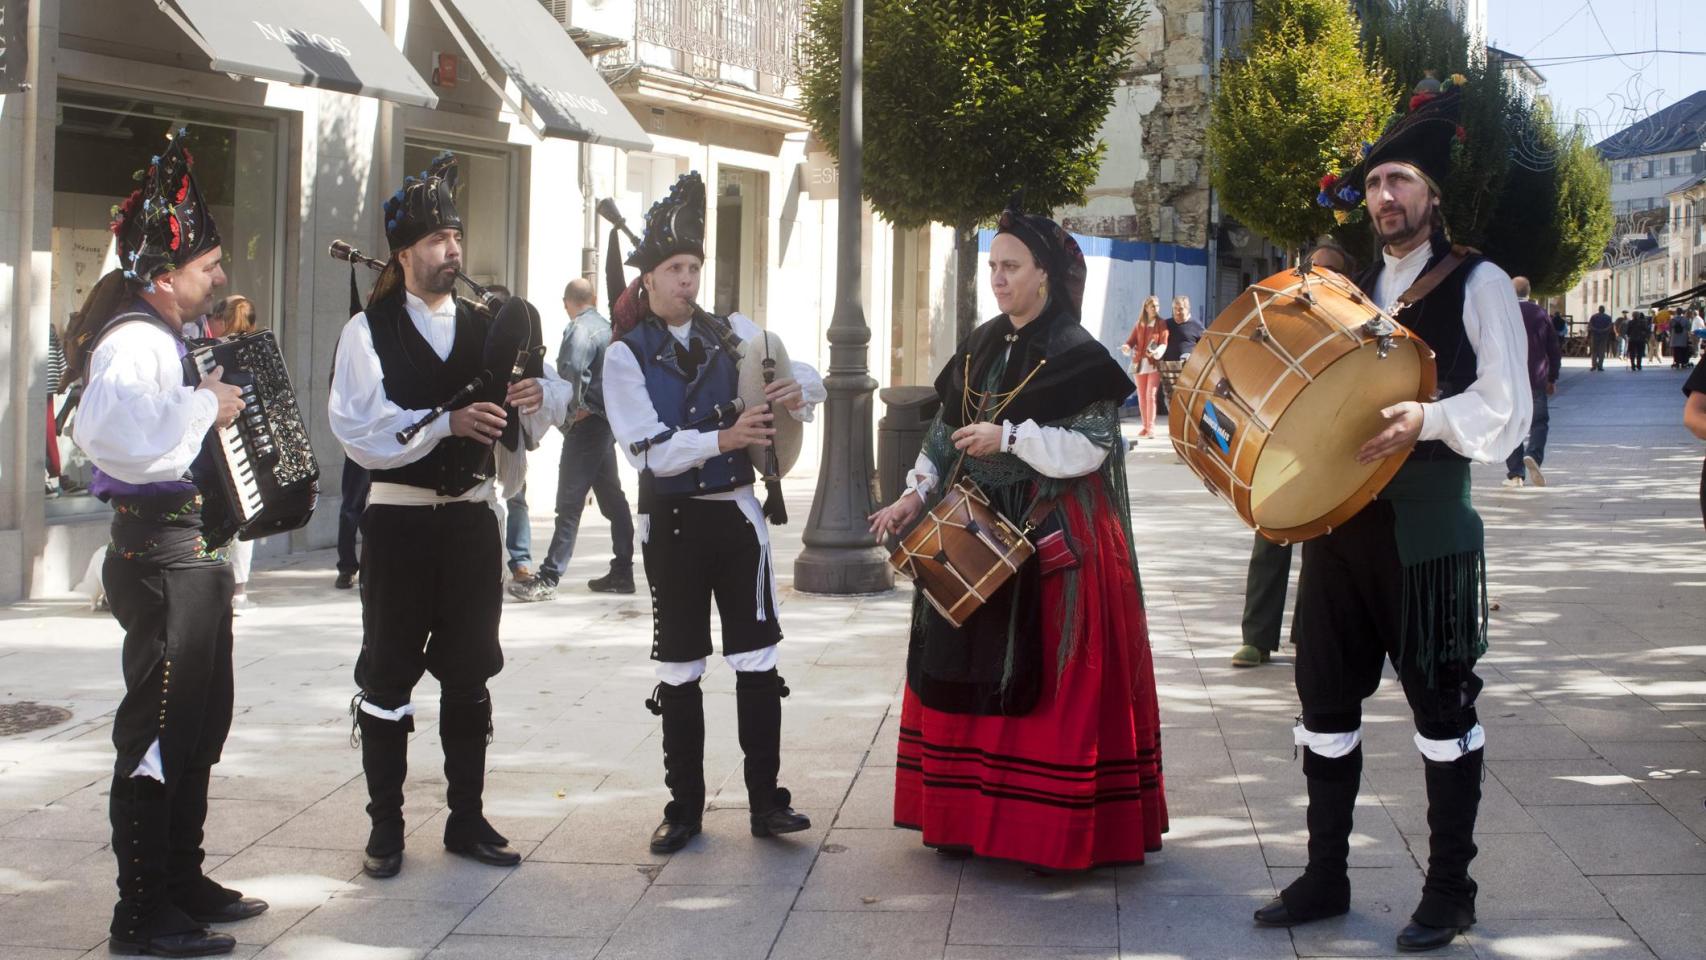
714, 167, 767, 320
47, 90, 281, 516
403, 139, 516, 292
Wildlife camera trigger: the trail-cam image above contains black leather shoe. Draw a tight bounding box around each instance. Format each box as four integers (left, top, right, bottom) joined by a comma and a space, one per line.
588, 567, 636, 594
108, 929, 236, 957
446, 840, 522, 866
649, 819, 701, 853
1396, 920, 1469, 952
183, 897, 268, 924
334, 572, 356, 590
362, 851, 402, 879
1253, 895, 1349, 927
750, 807, 811, 837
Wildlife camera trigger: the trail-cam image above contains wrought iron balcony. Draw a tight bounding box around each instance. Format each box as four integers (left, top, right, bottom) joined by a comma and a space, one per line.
635, 0, 802, 84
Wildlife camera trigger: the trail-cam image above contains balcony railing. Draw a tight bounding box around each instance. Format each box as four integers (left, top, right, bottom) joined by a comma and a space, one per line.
635, 0, 802, 84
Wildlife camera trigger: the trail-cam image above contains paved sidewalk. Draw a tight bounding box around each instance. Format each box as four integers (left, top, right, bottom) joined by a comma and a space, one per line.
1, 357, 1703, 960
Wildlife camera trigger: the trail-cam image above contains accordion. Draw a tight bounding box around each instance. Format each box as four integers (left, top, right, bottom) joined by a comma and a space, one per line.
181, 332, 320, 545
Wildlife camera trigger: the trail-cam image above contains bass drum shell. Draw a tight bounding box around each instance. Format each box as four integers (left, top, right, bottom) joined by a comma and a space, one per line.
737, 328, 802, 477
1168, 267, 1438, 544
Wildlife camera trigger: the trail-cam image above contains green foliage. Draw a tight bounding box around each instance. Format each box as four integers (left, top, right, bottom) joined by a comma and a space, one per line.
1208, 0, 1393, 249
797, 0, 1144, 231
1541, 126, 1615, 295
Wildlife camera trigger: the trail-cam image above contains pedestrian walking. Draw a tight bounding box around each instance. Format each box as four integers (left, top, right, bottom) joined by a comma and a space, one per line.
1626, 311, 1651, 372
1670, 308, 1694, 369
1587, 306, 1613, 371
1503, 276, 1561, 488
509, 278, 636, 601
1122, 295, 1166, 438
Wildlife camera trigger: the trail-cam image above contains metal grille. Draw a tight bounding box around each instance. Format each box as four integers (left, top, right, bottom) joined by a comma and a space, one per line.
0, 702, 73, 736
636, 0, 802, 81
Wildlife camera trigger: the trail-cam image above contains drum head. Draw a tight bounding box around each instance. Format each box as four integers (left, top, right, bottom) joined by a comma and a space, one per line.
1249, 339, 1425, 533
738, 330, 803, 476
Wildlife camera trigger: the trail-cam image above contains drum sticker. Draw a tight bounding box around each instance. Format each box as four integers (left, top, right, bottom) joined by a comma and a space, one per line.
1200, 401, 1235, 456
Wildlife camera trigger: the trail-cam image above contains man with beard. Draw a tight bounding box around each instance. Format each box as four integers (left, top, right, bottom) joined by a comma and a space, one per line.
64, 131, 267, 957
1254, 77, 1529, 952
328, 154, 569, 880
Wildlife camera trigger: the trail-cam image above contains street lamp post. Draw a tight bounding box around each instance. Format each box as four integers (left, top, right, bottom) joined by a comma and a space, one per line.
793, 0, 893, 595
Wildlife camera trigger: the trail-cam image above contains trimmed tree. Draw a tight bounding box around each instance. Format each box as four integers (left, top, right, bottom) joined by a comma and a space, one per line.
1209, 0, 1393, 253
798, 0, 1143, 341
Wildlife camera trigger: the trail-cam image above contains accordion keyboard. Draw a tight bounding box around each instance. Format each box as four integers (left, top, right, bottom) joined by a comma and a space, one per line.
191, 350, 265, 524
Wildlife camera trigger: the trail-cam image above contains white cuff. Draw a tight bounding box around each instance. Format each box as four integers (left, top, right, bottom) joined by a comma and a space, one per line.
656, 658, 708, 685
1294, 723, 1362, 759
727, 644, 780, 673
1414, 724, 1485, 762
130, 738, 165, 783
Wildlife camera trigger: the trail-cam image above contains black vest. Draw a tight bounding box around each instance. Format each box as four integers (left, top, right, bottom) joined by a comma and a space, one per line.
1357, 236, 1483, 464
367, 295, 495, 495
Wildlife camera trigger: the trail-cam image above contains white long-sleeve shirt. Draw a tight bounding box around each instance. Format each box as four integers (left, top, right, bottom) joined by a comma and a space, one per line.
902, 345, 1110, 501
329, 290, 571, 504
602, 313, 825, 490
1375, 242, 1531, 463
75, 315, 218, 485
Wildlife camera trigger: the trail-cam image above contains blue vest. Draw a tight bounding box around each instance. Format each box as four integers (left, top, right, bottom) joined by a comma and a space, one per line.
623, 315, 754, 498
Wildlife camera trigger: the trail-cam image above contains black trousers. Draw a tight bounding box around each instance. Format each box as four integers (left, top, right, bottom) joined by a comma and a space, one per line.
338, 458, 371, 576
103, 549, 235, 938
355, 501, 504, 704
1291, 500, 1482, 739
643, 498, 781, 663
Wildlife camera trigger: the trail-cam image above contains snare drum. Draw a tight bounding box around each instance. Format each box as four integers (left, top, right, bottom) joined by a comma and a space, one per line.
888, 480, 1035, 628
1169, 267, 1437, 543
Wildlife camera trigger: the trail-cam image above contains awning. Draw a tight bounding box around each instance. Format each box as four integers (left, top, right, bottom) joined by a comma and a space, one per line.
155, 0, 438, 109
427, 0, 652, 151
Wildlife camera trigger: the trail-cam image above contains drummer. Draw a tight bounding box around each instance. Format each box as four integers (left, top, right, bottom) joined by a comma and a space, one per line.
1252, 76, 1529, 953
601, 171, 825, 854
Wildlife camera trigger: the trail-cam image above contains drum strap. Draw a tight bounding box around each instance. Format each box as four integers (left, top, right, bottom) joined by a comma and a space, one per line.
1391, 245, 1479, 314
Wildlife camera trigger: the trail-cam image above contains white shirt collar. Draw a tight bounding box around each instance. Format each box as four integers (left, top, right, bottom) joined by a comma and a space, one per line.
666, 320, 694, 345
1382, 240, 1433, 276
404, 289, 458, 321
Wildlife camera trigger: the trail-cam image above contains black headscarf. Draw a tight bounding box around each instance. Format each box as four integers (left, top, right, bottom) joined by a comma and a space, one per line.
936, 201, 1132, 428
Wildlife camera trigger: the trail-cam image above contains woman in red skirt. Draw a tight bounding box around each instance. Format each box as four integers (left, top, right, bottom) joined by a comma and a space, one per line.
869, 201, 1167, 872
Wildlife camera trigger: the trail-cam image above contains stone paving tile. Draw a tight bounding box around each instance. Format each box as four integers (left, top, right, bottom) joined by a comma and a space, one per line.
653, 807, 830, 887
1592, 876, 1706, 960
204, 844, 364, 946
1469, 834, 1618, 920
253, 896, 473, 960
795, 827, 962, 912
1469, 919, 1657, 960
596, 884, 796, 960
0, 947, 87, 959
1478, 723, 1598, 760
1635, 777, 1706, 842
1540, 703, 1704, 745
1591, 740, 1706, 782
0, 837, 106, 895
1489, 758, 1654, 806
258, 773, 450, 852
1530, 805, 1706, 875
425, 934, 602, 959
456, 862, 650, 939
1115, 894, 1295, 959
770, 910, 950, 960
943, 948, 1116, 960
948, 869, 1118, 948
831, 766, 896, 830
1251, 797, 1413, 870
0, 852, 118, 952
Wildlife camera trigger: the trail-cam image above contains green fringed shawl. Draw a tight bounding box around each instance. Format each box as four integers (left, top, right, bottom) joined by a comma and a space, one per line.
1378, 459, 1488, 685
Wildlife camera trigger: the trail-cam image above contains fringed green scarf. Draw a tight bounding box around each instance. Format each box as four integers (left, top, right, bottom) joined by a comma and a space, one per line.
1378, 459, 1488, 686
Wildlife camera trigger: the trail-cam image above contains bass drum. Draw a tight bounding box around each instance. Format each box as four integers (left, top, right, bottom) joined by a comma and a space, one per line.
736, 328, 802, 477
1169, 266, 1437, 544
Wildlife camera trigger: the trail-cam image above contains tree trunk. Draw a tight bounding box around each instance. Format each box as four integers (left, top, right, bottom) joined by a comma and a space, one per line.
955, 220, 980, 344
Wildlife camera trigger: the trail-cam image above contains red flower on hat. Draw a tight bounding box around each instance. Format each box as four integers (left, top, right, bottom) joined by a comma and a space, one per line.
1319, 173, 1339, 191
168, 214, 182, 251
1455, 124, 1468, 144
1409, 91, 1438, 111
176, 174, 190, 203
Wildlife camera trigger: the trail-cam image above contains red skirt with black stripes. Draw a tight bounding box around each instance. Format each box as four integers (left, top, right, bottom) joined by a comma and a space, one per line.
893, 488, 1168, 871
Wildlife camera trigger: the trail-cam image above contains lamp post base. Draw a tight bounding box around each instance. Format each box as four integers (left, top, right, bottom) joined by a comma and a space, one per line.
793, 545, 893, 596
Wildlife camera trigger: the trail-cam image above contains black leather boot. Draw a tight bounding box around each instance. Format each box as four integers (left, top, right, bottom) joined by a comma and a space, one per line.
588, 563, 636, 594
647, 680, 705, 853
108, 774, 236, 957
441, 688, 520, 867
167, 765, 267, 924
735, 670, 810, 838
1397, 748, 1482, 952
1255, 745, 1360, 926
354, 701, 411, 879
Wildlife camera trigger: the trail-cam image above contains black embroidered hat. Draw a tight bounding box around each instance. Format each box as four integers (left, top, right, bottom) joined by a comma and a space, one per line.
626, 171, 707, 273
385, 152, 464, 252
1320, 73, 1467, 212
110, 129, 222, 285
